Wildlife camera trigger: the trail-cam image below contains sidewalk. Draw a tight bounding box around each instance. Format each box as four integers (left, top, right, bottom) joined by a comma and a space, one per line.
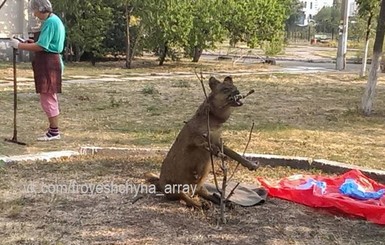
203, 44, 363, 64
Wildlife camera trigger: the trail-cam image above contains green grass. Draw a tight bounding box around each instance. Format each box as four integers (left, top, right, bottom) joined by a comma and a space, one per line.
142, 85, 159, 95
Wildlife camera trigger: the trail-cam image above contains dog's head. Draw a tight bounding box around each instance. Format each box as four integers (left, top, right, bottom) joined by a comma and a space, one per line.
208, 76, 243, 108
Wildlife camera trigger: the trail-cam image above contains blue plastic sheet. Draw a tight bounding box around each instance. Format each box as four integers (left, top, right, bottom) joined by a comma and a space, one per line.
340, 178, 385, 200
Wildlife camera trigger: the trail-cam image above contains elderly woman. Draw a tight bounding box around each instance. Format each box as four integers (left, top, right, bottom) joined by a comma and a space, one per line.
10, 0, 65, 141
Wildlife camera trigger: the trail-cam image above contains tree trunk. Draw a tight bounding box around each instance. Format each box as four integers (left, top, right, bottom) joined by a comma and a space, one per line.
75, 46, 83, 62
159, 42, 168, 66
129, 23, 143, 63
362, 0, 385, 116
360, 39, 370, 77
192, 46, 203, 62
64, 42, 70, 62
91, 52, 96, 66
360, 14, 373, 77
125, 4, 133, 69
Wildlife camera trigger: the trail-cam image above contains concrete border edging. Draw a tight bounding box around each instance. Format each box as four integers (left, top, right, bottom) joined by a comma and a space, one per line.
244, 153, 385, 183
79, 146, 168, 157
0, 150, 79, 163
311, 159, 385, 183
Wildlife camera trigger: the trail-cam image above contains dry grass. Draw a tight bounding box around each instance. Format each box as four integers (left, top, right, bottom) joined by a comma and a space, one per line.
1, 60, 385, 170
0, 154, 384, 245
1, 57, 385, 244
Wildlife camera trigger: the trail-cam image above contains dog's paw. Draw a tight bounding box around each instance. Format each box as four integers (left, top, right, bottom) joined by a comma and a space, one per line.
201, 199, 213, 210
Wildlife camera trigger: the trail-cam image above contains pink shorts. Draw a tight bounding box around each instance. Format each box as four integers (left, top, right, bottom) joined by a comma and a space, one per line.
40, 93, 60, 118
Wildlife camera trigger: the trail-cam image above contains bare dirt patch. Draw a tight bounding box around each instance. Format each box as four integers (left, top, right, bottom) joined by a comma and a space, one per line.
0, 154, 384, 245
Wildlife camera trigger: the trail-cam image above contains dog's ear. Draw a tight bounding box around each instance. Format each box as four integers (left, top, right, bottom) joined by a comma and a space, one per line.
223, 76, 233, 85
209, 77, 220, 91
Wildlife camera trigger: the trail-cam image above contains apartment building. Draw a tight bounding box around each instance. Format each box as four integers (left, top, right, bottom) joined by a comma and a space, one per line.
298, 0, 358, 26
298, 0, 334, 26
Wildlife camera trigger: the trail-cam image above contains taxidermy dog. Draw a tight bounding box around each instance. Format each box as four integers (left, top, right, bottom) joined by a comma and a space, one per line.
146, 76, 258, 207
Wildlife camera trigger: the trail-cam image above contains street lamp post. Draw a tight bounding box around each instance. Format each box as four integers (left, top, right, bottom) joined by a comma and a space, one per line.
336, 0, 350, 70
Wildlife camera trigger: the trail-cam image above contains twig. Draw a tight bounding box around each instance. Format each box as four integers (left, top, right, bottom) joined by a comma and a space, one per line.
207, 107, 220, 194
225, 182, 240, 202
132, 195, 143, 204
242, 121, 255, 156
228, 121, 255, 183
194, 68, 207, 98
194, 68, 220, 193
219, 139, 227, 224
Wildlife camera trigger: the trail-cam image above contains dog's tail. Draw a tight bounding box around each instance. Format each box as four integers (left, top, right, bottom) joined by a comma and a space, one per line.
144, 172, 161, 191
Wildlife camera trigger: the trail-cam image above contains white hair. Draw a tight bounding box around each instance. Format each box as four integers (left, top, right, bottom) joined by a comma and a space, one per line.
30, 0, 53, 13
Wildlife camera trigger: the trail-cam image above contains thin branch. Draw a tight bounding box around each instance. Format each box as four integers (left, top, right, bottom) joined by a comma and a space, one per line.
242, 121, 255, 156
194, 68, 220, 193
228, 121, 255, 182
219, 139, 227, 224
131, 195, 143, 204
225, 182, 240, 202
207, 107, 220, 194
194, 67, 207, 98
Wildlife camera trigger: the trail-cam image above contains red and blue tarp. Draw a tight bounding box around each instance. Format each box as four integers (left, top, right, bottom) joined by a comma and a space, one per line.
257, 169, 385, 225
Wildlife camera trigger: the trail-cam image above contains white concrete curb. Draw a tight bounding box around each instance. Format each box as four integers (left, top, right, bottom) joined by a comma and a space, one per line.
0, 150, 79, 163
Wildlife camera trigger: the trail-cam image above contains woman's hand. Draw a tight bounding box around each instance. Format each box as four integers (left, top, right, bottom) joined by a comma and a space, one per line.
10, 38, 20, 49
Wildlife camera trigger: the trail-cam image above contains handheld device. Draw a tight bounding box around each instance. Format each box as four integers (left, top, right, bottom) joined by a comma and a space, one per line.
13, 37, 26, 43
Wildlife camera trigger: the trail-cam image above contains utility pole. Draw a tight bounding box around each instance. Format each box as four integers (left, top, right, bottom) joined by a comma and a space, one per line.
336, 0, 350, 70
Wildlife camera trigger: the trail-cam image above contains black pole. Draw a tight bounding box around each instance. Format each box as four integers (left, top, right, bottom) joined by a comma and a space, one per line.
5, 47, 26, 145
12, 48, 17, 140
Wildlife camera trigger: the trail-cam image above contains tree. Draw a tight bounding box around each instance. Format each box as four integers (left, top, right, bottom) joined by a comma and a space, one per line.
184, 0, 226, 62
49, 0, 301, 66
362, 0, 385, 115
124, 4, 134, 68
137, 0, 194, 65
51, 0, 113, 64
348, 16, 370, 42
285, 0, 304, 37
356, 0, 381, 77
186, 0, 227, 62
103, 0, 147, 68
331, 0, 342, 39
314, 7, 340, 34
222, 0, 288, 55
102, 4, 127, 57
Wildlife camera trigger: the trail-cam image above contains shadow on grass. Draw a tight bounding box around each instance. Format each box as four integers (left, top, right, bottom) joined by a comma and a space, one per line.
0, 155, 384, 244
